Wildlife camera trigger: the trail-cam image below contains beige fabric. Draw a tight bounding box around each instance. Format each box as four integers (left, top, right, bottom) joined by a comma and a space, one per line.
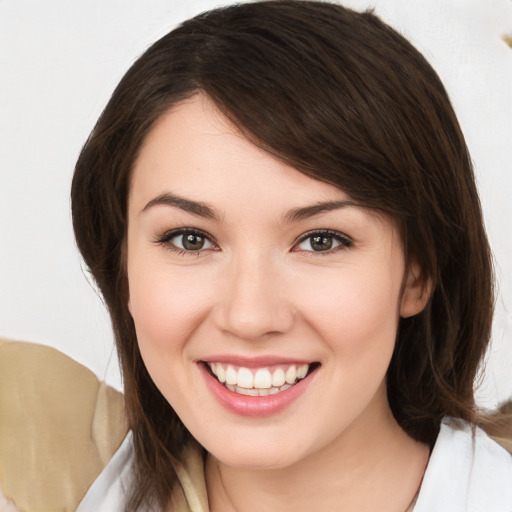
0, 339, 127, 512
171, 444, 209, 512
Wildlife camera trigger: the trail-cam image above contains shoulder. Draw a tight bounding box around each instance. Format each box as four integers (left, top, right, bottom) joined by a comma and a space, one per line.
0, 339, 127, 512
414, 417, 512, 512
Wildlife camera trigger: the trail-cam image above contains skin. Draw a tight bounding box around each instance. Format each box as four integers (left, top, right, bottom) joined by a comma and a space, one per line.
127, 94, 430, 512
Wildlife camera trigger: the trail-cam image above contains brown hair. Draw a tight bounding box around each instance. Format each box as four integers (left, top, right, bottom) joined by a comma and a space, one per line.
71, 1, 494, 509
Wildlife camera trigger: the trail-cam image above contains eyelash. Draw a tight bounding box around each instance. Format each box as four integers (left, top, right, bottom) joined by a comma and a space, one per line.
154, 228, 353, 256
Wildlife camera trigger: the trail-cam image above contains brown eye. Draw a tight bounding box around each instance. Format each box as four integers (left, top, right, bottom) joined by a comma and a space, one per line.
296, 231, 352, 253
182, 233, 206, 250
163, 230, 214, 252
310, 235, 333, 251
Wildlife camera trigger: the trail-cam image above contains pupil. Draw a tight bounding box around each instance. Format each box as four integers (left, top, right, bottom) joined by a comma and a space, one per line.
183, 234, 204, 250
311, 235, 332, 251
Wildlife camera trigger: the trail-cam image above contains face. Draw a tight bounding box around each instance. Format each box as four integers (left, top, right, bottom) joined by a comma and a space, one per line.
127, 94, 423, 469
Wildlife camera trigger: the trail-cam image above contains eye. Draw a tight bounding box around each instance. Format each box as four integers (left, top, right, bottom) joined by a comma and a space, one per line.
172, 232, 213, 251
155, 228, 215, 254
295, 230, 352, 253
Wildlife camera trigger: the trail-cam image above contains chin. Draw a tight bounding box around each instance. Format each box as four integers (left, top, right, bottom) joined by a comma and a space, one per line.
201, 428, 313, 470
212, 448, 299, 471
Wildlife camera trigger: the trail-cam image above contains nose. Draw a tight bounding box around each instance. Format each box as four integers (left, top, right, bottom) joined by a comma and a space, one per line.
213, 252, 295, 340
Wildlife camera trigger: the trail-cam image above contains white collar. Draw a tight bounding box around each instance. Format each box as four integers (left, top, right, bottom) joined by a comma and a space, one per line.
414, 417, 512, 512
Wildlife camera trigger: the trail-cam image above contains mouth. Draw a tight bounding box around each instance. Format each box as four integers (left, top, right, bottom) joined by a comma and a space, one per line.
203, 361, 320, 396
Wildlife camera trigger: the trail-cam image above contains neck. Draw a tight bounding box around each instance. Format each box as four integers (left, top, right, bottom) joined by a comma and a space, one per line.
205, 388, 429, 512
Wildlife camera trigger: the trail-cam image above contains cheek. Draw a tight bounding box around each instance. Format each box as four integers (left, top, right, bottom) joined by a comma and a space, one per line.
127, 255, 212, 358
127, 259, 216, 410
295, 263, 402, 355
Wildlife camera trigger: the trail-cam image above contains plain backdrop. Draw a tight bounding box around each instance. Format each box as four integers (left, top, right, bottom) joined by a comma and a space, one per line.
1, 0, 511, 407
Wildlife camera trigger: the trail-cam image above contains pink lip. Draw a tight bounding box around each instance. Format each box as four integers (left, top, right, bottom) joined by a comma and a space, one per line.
198, 362, 318, 417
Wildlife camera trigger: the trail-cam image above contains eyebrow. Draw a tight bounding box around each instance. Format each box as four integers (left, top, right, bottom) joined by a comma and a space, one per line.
283, 200, 361, 223
141, 192, 360, 223
140, 192, 222, 221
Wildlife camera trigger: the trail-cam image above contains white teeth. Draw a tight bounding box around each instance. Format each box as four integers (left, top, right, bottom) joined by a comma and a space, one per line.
216, 364, 226, 383
225, 365, 238, 385
235, 386, 259, 396
271, 368, 286, 387
208, 362, 312, 394
297, 364, 308, 379
254, 369, 272, 389
285, 366, 297, 384
227, 385, 290, 396
237, 367, 254, 389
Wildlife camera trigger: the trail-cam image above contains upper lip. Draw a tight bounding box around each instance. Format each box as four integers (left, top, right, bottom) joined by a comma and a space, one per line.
199, 355, 316, 368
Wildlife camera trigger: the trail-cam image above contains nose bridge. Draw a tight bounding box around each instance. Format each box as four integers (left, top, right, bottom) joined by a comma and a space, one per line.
216, 247, 293, 339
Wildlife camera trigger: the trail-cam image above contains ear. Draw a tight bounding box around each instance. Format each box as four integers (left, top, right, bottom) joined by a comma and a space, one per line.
400, 262, 433, 318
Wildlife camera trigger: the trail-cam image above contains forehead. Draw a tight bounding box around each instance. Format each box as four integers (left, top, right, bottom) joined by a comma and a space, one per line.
129, 94, 357, 214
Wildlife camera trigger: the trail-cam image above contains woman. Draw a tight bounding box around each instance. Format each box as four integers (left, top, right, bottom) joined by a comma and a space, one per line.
71, 1, 512, 510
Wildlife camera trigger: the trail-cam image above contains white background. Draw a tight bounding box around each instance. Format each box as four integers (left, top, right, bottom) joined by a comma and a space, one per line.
1, 0, 511, 407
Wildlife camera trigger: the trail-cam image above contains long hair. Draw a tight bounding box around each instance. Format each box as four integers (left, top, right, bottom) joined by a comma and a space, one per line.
71, 2, 494, 509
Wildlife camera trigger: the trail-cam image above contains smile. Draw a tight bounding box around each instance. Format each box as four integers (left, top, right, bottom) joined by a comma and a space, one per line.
199, 359, 320, 417
206, 362, 313, 396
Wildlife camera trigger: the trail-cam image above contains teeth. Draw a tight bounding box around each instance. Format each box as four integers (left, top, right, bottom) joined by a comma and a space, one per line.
254, 369, 272, 389
297, 364, 308, 379
237, 367, 254, 389
272, 368, 286, 387
235, 386, 259, 396
225, 365, 237, 385
216, 364, 226, 383
208, 362, 312, 394
285, 366, 297, 384
231, 385, 291, 395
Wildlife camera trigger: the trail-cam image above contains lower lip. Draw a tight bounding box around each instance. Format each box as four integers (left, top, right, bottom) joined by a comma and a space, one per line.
199, 363, 317, 417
